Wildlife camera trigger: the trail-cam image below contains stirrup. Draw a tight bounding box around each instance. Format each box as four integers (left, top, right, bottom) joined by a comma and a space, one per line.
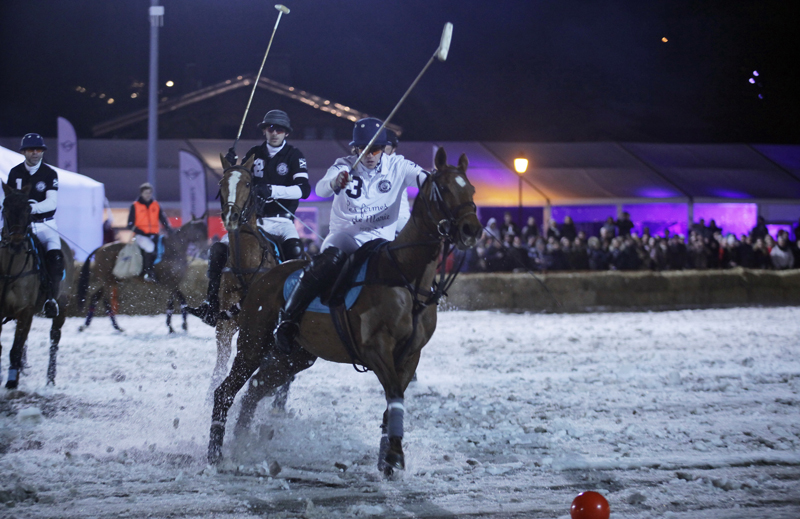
43, 299, 59, 318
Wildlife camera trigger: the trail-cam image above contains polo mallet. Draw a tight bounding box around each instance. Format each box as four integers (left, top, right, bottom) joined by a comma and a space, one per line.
340, 22, 453, 185
231, 4, 290, 155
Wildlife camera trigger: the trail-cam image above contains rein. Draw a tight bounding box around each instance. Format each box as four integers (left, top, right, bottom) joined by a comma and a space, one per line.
220, 168, 277, 302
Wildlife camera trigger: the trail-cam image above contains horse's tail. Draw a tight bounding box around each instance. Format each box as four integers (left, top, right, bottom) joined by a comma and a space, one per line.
77, 246, 102, 311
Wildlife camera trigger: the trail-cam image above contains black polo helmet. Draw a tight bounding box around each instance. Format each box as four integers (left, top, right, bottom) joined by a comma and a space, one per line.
20, 133, 47, 151
257, 110, 292, 133
349, 117, 389, 148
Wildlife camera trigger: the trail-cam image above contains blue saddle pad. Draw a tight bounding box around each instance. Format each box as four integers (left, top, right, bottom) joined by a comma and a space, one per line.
154, 235, 165, 265
283, 261, 368, 314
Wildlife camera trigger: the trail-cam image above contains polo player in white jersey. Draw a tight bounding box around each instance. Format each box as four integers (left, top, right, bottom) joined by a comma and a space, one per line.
273, 118, 429, 354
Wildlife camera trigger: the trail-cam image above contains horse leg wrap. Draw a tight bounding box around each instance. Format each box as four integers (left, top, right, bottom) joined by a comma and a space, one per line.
387, 398, 405, 439
6, 368, 19, 389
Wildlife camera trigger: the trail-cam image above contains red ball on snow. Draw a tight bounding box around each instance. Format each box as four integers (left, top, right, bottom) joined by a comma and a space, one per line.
570, 491, 610, 519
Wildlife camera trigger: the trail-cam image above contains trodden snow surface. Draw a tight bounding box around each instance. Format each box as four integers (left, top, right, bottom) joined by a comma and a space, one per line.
1, 307, 799, 518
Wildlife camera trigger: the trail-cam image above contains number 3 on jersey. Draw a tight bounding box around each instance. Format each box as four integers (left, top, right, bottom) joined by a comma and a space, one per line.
346, 175, 364, 199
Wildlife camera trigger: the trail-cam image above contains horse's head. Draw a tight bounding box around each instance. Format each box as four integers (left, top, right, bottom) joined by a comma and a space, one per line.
219, 153, 256, 231
178, 214, 209, 245
1, 182, 32, 244
420, 147, 482, 250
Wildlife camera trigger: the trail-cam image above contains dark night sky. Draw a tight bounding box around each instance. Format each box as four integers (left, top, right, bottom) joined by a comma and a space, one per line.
1, 0, 797, 143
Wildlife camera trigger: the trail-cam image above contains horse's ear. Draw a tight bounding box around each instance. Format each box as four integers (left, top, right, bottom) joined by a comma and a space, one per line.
200, 211, 208, 220
458, 153, 469, 173
191, 212, 196, 221
220, 153, 231, 170
21, 184, 31, 195
242, 153, 255, 172
1, 182, 10, 196
434, 147, 448, 171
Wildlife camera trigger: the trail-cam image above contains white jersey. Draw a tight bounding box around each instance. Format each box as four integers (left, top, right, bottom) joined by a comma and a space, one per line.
317, 153, 427, 243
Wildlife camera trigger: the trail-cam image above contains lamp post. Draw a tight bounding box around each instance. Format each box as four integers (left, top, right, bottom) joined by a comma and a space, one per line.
514, 157, 528, 227
147, 0, 164, 196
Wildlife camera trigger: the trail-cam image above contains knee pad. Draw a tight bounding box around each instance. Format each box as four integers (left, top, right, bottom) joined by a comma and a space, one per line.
282, 238, 304, 261
308, 247, 347, 282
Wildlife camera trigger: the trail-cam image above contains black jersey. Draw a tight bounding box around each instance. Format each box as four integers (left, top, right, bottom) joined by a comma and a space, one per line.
242, 142, 310, 218
7, 162, 58, 221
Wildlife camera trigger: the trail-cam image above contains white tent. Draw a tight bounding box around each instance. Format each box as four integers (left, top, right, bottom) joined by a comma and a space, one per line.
0, 145, 104, 261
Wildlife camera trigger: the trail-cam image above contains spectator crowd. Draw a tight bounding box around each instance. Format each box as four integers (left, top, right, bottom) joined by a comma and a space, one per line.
463, 211, 800, 273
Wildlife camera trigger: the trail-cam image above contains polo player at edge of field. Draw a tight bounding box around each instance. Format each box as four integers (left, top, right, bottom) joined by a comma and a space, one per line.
3, 133, 64, 318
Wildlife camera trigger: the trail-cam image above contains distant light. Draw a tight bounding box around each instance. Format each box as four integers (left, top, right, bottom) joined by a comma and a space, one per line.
749, 78, 755, 84
99, 93, 106, 99
661, 37, 668, 43
165, 80, 174, 87
514, 158, 528, 174
107, 98, 115, 104
758, 94, 763, 99
131, 93, 138, 99
753, 70, 759, 77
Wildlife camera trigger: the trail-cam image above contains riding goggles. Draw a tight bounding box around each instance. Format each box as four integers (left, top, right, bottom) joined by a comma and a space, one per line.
264, 125, 287, 134
356, 145, 385, 157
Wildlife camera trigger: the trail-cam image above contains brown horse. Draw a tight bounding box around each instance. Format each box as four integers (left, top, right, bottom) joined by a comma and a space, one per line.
208, 147, 482, 475
76, 217, 208, 333
206, 155, 281, 394
1, 183, 75, 388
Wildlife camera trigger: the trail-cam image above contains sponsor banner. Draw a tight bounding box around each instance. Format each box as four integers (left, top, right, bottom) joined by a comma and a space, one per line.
179, 150, 207, 224
57, 117, 78, 172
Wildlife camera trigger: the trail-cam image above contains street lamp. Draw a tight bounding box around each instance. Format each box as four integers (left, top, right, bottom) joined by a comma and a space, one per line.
514, 157, 528, 226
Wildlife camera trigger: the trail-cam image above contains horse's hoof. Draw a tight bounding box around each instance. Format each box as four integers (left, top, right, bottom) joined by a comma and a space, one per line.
46, 379, 55, 386
168, 326, 175, 334
78, 325, 86, 332
384, 451, 405, 472
182, 322, 188, 331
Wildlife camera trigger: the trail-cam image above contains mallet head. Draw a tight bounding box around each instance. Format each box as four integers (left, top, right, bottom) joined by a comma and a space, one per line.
275, 4, 290, 14
436, 22, 453, 62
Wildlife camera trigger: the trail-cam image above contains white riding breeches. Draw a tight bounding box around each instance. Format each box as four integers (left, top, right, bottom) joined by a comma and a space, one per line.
134, 235, 156, 253
32, 220, 61, 251
321, 231, 363, 255
257, 217, 298, 241
217, 217, 298, 246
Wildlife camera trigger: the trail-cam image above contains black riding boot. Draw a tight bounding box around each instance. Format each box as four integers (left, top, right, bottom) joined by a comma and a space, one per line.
143, 251, 158, 283
43, 249, 64, 318
273, 247, 347, 354
187, 242, 229, 327
282, 238, 304, 261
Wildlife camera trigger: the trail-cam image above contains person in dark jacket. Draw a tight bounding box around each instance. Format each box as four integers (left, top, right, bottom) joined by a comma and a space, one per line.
5, 133, 64, 317
128, 183, 171, 282
191, 110, 311, 326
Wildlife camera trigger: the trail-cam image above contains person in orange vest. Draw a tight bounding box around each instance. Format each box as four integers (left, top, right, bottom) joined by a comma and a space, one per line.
127, 183, 171, 282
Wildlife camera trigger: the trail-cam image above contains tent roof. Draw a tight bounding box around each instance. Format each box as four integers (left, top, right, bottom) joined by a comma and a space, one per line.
57, 139, 800, 206
0, 146, 103, 188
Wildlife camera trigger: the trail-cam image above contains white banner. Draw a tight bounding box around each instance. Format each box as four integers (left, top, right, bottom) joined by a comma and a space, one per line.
179, 150, 207, 224
57, 116, 78, 172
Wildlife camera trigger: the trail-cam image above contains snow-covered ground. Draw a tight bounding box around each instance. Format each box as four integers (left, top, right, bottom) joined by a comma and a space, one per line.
1, 307, 800, 518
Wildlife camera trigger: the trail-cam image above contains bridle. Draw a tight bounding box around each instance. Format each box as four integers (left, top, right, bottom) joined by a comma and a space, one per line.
219, 167, 257, 228
415, 167, 478, 247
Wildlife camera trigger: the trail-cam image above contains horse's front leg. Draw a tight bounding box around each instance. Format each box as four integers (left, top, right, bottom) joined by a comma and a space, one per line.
177, 290, 189, 331
208, 336, 264, 464
6, 311, 34, 389
208, 319, 237, 400
47, 311, 67, 385
235, 349, 314, 435
166, 293, 175, 334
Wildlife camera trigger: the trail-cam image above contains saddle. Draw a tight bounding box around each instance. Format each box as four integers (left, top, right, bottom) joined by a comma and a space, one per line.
281, 239, 387, 314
